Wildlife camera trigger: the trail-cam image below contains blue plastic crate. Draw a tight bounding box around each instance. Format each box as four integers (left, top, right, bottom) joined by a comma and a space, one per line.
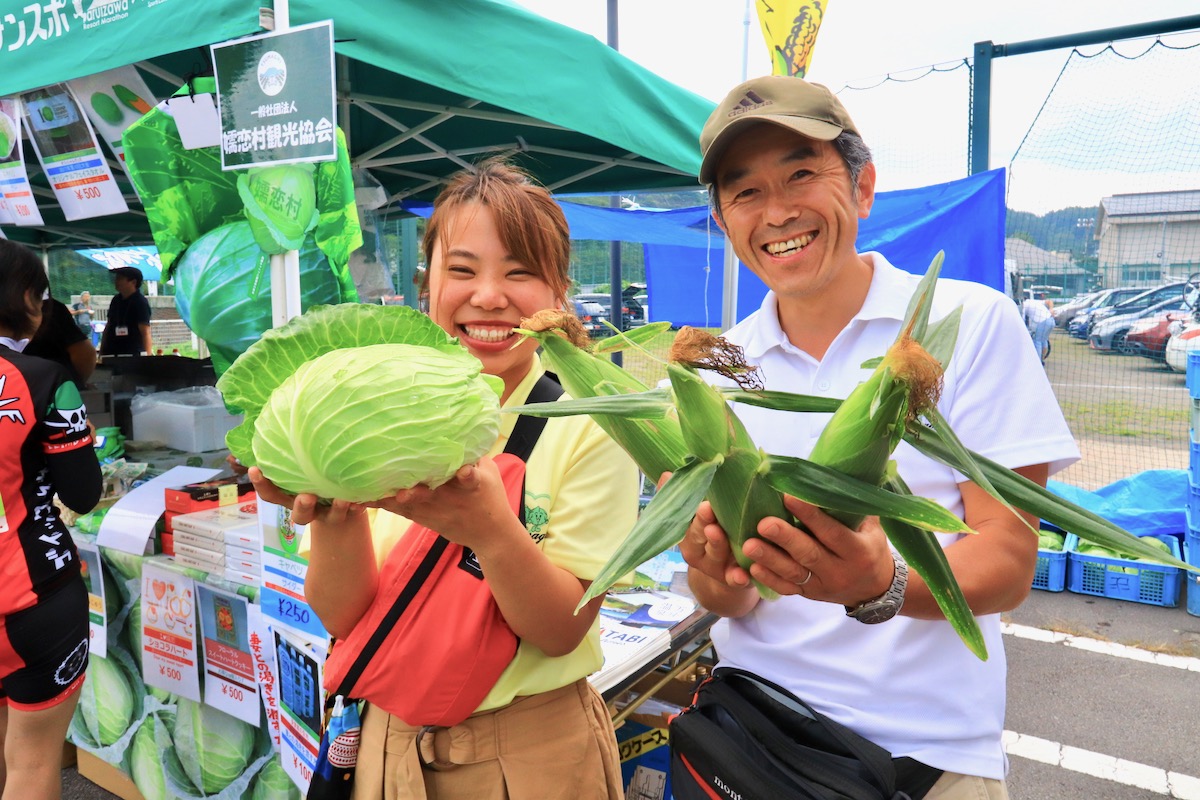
1192, 437, 1200, 477
1190, 478, 1200, 522
1185, 541, 1200, 618
1032, 547, 1067, 592
1065, 533, 1182, 607
1189, 352, 1200, 397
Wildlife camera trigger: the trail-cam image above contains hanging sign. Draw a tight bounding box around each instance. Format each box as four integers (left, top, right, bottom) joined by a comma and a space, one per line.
197, 584, 260, 725
0, 97, 43, 225
141, 560, 202, 702
68, 64, 157, 169
20, 83, 129, 220
274, 628, 327, 793
211, 20, 337, 169
248, 605, 283, 751
77, 541, 108, 659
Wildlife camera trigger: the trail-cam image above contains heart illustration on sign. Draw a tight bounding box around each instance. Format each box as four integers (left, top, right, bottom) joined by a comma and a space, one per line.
152, 579, 167, 600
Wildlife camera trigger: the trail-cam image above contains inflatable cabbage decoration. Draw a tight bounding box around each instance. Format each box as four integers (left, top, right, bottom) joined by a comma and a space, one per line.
216, 304, 504, 503
173, 220, 343, 376
237, 163, 320, 255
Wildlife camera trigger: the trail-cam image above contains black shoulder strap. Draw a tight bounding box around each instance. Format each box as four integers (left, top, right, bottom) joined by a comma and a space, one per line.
330, 372, 563, 704
503, 372, 563, 462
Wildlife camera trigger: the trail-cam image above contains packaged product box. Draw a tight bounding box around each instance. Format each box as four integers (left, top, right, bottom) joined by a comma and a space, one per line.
164, 476, 255, 514
171, 502, 262, 546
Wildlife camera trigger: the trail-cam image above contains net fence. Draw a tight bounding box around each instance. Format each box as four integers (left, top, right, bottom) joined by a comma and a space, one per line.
833, 36, 1200, 489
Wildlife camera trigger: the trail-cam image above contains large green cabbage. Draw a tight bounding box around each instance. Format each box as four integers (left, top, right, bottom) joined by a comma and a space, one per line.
218, 304, 504, 502
129, 710, 177, 800
173, 221, 343, 375
250, 757, 301, 800
252, 343, 502, 502
173, 697, 257, 795
78, 654, 135, 746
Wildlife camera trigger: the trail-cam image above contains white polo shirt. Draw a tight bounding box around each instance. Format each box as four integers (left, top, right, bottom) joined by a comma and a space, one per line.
709, 252, 1079, 779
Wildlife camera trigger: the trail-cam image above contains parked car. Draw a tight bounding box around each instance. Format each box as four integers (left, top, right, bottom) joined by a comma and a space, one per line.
1088, 297, 1188, 353
1086, 282, 1193, 336
1052, 290, 1103, 327
1124, 308, 1193, 361
573, 291, 645, 329
571, 298, 608, 338
1066, 287, 1147, 338
1165, 319, 1200, 372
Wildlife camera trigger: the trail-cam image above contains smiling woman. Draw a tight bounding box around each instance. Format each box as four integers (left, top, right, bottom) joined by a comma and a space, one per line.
248, 158, 639, 800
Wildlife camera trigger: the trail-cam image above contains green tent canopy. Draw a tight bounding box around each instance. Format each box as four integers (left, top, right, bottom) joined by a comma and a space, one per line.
0, 0, 715, 248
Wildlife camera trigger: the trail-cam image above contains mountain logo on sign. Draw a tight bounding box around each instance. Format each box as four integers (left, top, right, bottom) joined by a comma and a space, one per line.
257, 51, 288, 97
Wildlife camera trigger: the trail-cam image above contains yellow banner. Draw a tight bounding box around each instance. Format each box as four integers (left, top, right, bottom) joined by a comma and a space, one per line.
755, 0, 828, 78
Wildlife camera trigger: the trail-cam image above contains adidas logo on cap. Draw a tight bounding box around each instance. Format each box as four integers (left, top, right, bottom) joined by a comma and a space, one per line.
728, 89, 772, 118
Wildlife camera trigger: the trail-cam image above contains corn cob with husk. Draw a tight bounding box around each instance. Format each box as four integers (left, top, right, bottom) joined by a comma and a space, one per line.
513, 255, 986, 656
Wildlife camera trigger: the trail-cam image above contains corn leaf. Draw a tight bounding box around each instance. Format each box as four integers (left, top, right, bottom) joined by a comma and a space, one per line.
880, 470, 986, 659
904, 423, 1198, 572
578, 456, 722, 609
721, 389, 844, 414
506, 389, 674, 419
918, 306, 963, 370
762, 454, 973, 534
591, 322, 674, 353
902, 250, 944, 342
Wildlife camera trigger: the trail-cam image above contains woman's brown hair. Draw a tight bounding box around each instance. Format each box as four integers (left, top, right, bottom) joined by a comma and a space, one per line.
421, 158, 571, 302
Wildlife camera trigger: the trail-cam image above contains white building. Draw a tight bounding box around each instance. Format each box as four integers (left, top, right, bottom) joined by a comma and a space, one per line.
1095, 190, 1200, 288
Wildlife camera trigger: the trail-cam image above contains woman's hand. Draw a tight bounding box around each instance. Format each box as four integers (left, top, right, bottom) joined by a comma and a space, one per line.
246, 467, 365, 527
369, 457, 515, 553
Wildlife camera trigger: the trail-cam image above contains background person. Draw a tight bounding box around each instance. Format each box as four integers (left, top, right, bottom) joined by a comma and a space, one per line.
26, 293, 96, 388
1022, 294, 1054, 363
251, 159, 638, 800
680, 75, 1079, 800
98, 267, 152, 357
0, 239, 102, 800
69, 291, 93, 339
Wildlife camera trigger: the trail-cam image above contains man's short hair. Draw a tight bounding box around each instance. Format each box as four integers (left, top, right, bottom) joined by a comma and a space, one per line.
699, 75, 860, 185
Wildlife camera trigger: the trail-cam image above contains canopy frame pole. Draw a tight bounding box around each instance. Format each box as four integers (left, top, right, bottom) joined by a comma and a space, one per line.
269, 0, 303, 327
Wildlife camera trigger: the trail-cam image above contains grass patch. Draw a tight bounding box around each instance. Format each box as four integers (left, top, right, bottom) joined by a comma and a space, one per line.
1057, 398, 1187, 439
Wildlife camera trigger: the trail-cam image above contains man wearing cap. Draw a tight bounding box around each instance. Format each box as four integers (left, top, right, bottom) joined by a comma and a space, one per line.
99, 267, 153, 356
680, 76, 1078, 798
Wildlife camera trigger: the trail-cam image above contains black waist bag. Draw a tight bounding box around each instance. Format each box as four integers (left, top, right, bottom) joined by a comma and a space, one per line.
670, 667, 942, 800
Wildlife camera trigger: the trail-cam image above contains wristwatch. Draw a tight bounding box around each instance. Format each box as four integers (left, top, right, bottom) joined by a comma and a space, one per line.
845, 550, 908, 624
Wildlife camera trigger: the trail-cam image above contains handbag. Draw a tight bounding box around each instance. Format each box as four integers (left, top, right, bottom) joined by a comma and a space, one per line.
306, 374, 562, 800
669, 667, 943, 800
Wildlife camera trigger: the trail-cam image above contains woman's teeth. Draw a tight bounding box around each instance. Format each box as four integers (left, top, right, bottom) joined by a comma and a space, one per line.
766, 233, 815, 256
464, 325, 513, 343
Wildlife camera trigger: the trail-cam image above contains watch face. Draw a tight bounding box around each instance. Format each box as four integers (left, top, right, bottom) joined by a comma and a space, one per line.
853, 600, 900, 625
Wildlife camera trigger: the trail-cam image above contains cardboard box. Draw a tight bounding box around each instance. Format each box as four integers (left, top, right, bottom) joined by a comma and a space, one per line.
172, 539, 260, 567
131, 395, 242, 452
171, 503, 262, 545
224, 567, 262, 586
76, 749, 145, 800
174, 526, 261, 552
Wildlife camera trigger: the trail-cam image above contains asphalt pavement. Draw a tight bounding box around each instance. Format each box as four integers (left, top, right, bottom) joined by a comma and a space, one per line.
62, 585, 1200, 799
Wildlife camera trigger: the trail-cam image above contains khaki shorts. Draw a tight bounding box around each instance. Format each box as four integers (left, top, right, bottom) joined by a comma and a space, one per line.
925, 770, 1010, 800
350, 678, 623, 800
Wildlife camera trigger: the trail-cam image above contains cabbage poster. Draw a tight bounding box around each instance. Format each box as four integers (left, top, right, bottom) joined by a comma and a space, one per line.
20, 82, 128, 221
197, 583, 260, 726
141, 561, 202, 702
0, 97, 43, 225
67, 64, 157, 170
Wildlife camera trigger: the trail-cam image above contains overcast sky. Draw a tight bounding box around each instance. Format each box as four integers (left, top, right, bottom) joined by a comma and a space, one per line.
516, 1, 1200, 211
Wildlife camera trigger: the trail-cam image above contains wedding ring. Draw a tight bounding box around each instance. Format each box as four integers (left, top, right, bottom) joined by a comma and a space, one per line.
797, 569, 813, 587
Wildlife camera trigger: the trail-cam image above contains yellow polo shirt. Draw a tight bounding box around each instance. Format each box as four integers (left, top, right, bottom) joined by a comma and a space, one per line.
367, 356, 640, 711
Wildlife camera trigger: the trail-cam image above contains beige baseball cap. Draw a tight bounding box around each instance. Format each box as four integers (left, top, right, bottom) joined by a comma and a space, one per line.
699, 75, 859, 185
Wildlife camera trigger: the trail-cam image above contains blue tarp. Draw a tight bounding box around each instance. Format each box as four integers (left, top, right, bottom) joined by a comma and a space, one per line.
78, 246, 164, 282
645, 168, 1007, 327
403, 168, 1007, 329
1048, 469, 1188, 539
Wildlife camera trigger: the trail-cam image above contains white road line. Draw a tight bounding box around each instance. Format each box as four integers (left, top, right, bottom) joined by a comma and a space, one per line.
1003, 731, 1200, 799
1002, 624, 1200, 797
1049, 382, 1184, 392
1002, 622, 1200, 672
